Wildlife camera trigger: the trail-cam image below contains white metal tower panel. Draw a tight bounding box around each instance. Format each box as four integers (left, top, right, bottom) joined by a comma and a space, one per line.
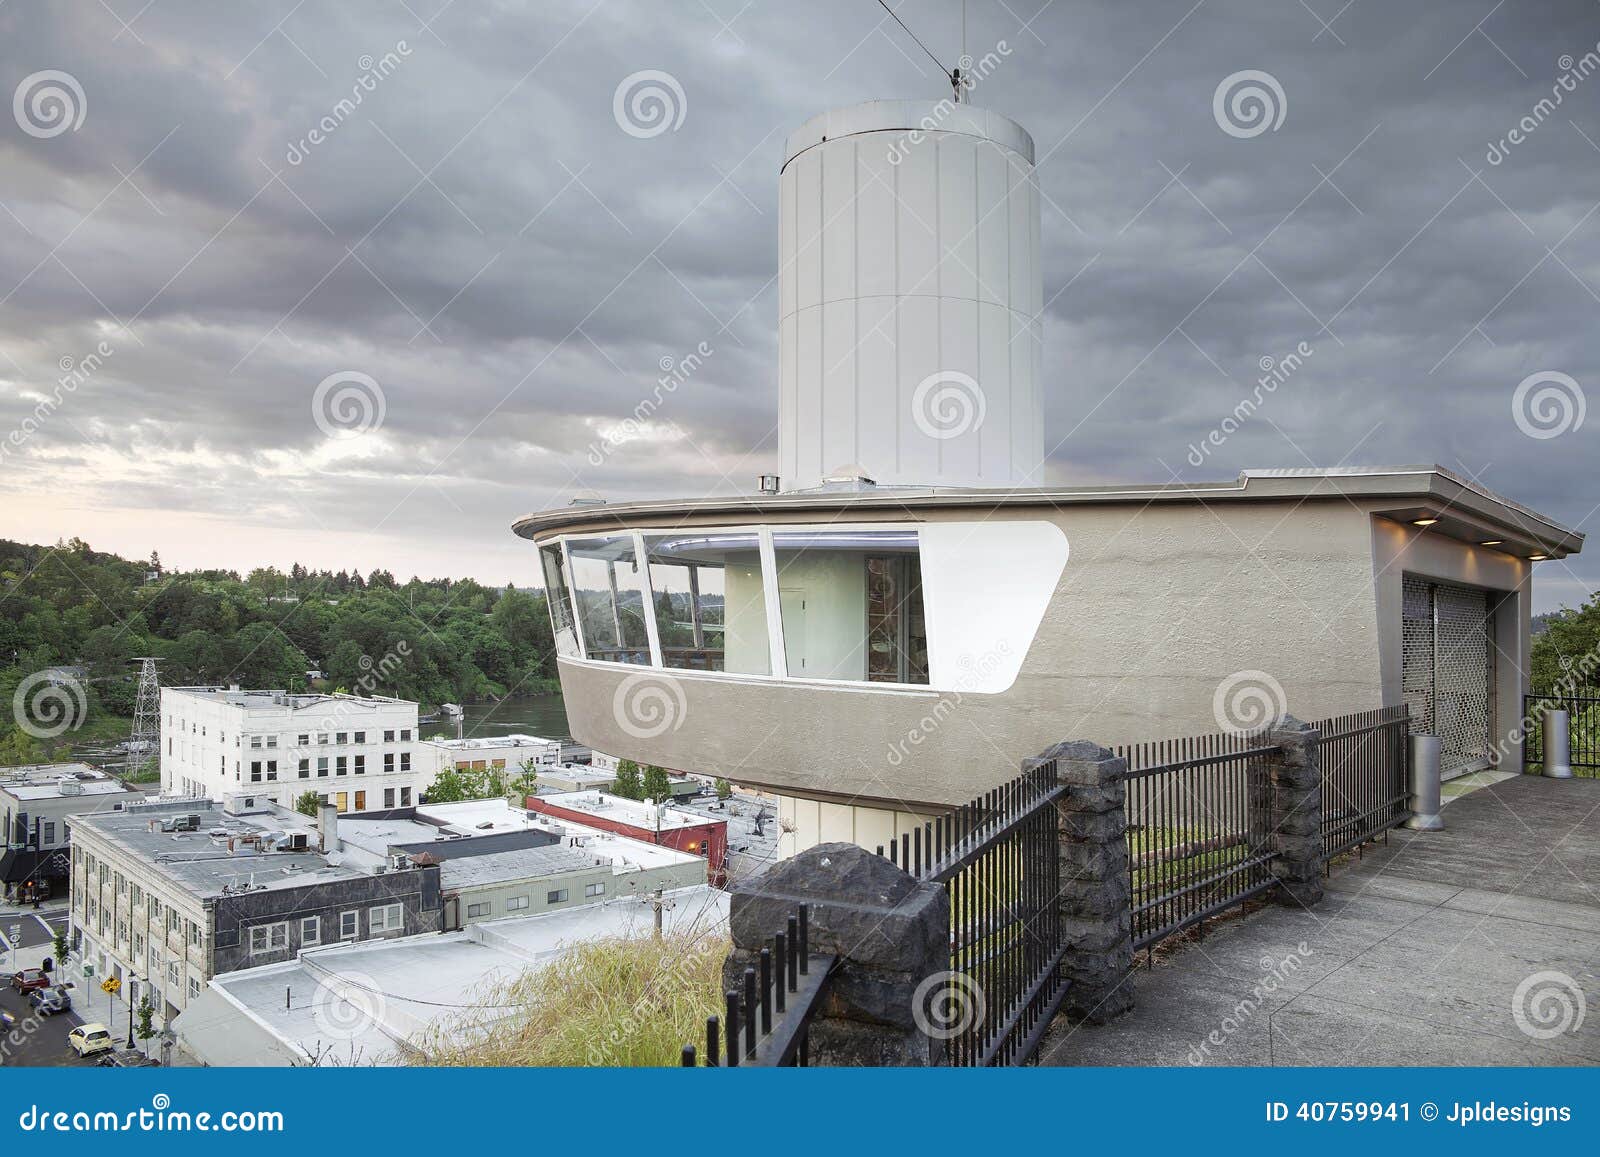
778, 100, 1044, 491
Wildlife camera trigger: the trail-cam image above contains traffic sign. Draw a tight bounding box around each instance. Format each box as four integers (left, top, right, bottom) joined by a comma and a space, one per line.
100, 976, 121, 995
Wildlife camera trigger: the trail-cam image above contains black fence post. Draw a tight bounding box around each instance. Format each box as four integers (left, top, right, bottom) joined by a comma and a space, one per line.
1264, 716, 1325, 908
1040, 740, 1134, 1024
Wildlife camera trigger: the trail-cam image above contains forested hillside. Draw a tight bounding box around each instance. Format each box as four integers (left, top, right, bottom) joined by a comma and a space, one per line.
0, 538, 556, 761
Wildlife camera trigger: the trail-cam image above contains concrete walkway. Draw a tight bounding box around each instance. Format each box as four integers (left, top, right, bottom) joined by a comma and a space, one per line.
1041, 774, 1600, 1066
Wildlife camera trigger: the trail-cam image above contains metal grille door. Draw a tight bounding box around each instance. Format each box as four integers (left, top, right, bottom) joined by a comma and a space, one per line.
1400, 576, 1494, 777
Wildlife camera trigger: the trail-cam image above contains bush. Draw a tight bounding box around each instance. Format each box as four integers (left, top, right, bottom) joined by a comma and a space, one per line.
412, 929, 726, 1066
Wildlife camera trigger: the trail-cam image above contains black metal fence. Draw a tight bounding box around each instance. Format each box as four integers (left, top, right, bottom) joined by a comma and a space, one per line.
1522, 690, 1600, 776
1312, 705, 1410, 861
1117, 730, 1278, 952
885, 760, 1069, 1066
682, 903, 835, 1066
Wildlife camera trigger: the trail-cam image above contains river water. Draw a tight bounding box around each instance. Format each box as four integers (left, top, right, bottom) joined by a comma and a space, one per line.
445, 695, 573, 741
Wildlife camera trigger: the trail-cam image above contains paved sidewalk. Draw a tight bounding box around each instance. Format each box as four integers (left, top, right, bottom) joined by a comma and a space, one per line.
1042, 774, 1600, 1066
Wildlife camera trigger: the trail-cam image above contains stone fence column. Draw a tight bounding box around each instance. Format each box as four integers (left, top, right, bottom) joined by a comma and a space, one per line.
1038, 740, 1134, 1023
1264, 715, 1324, 908
723, 842, 948, 1066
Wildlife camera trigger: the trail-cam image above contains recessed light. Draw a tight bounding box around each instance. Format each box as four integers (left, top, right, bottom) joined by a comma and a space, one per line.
1529, 554, 1548, 561
1479, 540, 1502, 547
1412, 518, 1438, 527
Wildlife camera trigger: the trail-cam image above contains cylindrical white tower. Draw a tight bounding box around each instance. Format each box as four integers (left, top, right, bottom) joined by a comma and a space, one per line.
778, 100, 1043, 491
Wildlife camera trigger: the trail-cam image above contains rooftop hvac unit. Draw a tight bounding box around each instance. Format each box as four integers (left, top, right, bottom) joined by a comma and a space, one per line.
56, 777, 84, 796
287, 832, 309, 851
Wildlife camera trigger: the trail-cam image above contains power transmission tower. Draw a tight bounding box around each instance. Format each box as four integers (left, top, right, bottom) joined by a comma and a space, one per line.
129, 657, 162, 779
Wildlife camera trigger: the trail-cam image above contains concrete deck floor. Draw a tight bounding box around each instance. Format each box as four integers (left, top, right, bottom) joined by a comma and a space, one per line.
1041, 773, 1600, 1066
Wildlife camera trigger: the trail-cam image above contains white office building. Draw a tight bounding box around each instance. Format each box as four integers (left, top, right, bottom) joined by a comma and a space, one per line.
160, 686, 430, 814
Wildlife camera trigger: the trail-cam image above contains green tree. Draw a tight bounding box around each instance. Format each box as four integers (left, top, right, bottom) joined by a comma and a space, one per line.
294, 791, 322, 817
136, 997, 157, 1044
1531, 594, 1600, 691
611, 759, 643, 800
52, 929, 70, 968
641, 765, 671, 803
714, 777, 732, 800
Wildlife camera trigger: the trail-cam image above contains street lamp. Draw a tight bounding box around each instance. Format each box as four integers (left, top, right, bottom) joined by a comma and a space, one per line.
126, 975, 139, 1050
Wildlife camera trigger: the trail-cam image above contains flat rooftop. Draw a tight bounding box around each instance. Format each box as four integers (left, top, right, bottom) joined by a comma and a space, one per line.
0, 763, 140, 802
513, 465, 1583, 559
530, 790, 715, 833
427, 733, 560, 751
71, 800, 369, 900
164, 687, 416, 713
187, 884, 730, 1064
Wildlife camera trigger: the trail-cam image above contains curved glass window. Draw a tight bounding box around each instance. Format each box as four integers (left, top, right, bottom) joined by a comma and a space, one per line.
771, 529, 927, 684
539, 543, 579, 657
643, 532, 772, 675
566, 537, 651, 664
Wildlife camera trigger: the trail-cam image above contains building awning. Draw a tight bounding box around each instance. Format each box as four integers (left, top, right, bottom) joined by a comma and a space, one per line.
0, 848, 70, 884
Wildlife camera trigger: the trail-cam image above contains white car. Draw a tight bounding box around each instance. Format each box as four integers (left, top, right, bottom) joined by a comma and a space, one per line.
67, 1024, 115, 1057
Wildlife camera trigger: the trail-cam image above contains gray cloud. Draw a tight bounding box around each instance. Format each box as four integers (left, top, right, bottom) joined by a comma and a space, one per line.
0, 0, 1596, 609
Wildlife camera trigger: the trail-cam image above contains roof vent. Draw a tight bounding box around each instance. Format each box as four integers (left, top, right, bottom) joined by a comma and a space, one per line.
820, 464, 877, 491
568, 489, 607, 507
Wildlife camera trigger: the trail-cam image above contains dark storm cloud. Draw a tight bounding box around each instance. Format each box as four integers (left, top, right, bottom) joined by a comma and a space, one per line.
0, 0, 1596, 606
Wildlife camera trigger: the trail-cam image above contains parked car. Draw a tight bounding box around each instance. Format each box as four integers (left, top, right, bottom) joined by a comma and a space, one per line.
28, 986, 71, 1016
67, 1024, 116, 1058
8, 968, 50, 994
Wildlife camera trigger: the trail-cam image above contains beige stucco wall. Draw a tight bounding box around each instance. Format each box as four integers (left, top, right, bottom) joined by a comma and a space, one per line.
556, 498, 1436, 810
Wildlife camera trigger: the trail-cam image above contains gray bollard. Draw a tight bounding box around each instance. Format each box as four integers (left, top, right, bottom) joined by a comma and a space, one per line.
1406, 734, 1444, 831
1543, 708, 1574, 778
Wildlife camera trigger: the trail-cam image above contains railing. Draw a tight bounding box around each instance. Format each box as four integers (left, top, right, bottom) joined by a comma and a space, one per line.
1312, 705, 1410, 862
1522, 690, 1600, 776
1117, 730, 1278, 952
681, 904, 835, 1066
883, 761, 1069, 1066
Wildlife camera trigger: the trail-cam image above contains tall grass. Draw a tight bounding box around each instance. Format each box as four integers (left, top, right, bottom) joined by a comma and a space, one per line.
412, 929, 727, 1067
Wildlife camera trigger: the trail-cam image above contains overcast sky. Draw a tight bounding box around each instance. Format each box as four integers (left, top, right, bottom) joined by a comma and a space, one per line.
0, 0, 1596, 610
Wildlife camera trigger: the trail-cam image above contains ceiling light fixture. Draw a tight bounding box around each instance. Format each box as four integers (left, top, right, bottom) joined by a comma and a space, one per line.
1412, 517, 1438, 527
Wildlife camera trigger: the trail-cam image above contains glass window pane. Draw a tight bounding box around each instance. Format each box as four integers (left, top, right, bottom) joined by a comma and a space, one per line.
539, 543, 579, 657
770, 529, 928, 685
566, 536, 651, 664
643, 532, 770, 675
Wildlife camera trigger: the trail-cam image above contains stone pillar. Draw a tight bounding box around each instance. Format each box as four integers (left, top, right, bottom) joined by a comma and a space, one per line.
723, 842, 949, 1066
1264, 716, 1324, 908
1040, 740, 1134, 1023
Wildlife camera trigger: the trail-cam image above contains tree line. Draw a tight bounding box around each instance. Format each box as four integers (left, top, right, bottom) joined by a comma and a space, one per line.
0, 537, 557, 763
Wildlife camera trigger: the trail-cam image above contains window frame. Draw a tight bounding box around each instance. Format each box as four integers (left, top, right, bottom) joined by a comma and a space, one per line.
369, 903, 403, 934
538, 523, 957, 691
249, 922, 289, 956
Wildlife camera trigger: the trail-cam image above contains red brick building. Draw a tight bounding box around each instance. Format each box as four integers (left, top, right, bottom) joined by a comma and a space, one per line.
524, 790, 728, 885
